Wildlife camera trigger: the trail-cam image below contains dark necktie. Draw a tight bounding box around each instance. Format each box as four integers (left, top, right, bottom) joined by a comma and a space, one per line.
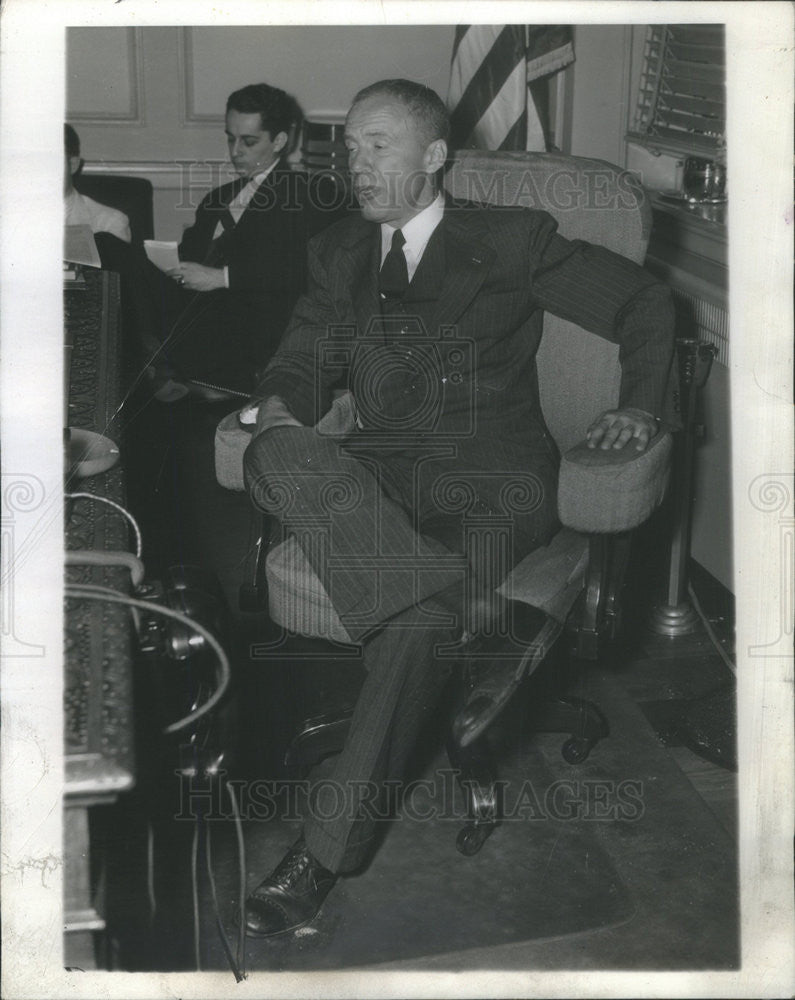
203, 175, 251, 267
379, 228, 408, 308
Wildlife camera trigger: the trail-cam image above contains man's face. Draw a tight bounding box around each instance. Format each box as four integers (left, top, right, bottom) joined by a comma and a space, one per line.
345, 95, 445, 227
225, 110, 286, 179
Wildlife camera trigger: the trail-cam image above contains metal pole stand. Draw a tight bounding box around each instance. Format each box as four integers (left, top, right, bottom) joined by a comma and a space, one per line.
649, 338, 717, 636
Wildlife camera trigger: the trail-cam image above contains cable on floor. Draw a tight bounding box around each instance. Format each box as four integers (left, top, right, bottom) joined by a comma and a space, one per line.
227, 779, 248, 980
147, 820, 157, 924
205, 791, 247, 982
66, 550, 145, 588
687, 580, 737, 676
64, 583, 232, 733
66, 580, 246, 974
66, 492, 143, 559
191, 818, 201, 971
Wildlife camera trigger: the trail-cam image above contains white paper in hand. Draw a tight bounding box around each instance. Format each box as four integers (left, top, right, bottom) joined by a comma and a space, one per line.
144, 240, 180, 273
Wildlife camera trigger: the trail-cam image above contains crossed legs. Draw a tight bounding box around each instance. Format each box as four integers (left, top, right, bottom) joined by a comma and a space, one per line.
242, 424, 547, 933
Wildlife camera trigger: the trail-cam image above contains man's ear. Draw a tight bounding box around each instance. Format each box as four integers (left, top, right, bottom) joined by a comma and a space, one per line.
68, 155, 82, 177
272, 131, 289, 154
424, 139, 447, 175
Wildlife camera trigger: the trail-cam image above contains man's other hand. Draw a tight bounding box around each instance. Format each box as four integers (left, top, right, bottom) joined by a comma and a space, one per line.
169, 263, 226, 292
586, 408, 659, 452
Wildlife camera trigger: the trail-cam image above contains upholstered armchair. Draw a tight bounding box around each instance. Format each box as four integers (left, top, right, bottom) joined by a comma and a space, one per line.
215, 149, 673, 855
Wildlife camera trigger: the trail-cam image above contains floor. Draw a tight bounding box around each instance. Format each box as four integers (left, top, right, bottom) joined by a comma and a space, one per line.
97, 389, 739, 976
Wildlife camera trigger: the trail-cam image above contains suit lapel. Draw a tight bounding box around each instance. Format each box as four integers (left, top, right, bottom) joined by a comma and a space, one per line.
347, 226, 381, 334
232, 169, 280, 232
202, 174, 255, 261
339, 200, 497, 337
428, 202, 496, 335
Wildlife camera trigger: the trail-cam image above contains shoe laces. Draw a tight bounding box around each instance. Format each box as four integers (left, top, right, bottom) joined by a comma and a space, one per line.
272, 844, 311, 887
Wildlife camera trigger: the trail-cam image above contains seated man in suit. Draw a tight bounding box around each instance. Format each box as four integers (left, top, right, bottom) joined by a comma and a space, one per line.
242, 78, 675, 936
144, 82, 346, 403
64, 123, 132, 245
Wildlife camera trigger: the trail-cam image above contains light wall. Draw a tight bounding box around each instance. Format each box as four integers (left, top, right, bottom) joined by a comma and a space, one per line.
67, 25, 456, 239
568, 25, 633, 166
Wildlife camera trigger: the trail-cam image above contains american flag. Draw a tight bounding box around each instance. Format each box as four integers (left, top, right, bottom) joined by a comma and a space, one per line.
447, 25, 575, 151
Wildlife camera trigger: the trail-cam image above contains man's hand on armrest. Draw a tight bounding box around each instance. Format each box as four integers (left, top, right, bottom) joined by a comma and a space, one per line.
586, 408, 659, 453
238, 396, 304, 436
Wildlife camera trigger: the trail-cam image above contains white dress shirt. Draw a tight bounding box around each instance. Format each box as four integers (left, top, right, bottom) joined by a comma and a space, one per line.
65, 189, 131, 244
212, 162, 278, 240
380, 192, 445, 281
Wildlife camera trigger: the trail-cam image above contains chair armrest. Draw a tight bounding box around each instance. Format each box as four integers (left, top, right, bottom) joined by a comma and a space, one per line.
214, 413, 253, 492
557, 431, 672, 533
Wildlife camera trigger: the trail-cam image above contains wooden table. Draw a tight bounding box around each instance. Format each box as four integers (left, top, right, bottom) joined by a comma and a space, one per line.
64, 269, 136, 968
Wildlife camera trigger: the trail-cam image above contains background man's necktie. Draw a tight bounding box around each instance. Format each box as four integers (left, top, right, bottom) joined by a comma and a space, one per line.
379, 228, 408, 309
203, 176, 251, 267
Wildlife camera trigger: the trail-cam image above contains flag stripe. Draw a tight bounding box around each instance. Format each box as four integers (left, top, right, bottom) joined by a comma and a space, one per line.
447, 24, 575, 152
448, 24, 504, 107
451, 23, 471, 62
470, 57, 527, 149
499, 110, 528, 151
449, 25, 525, 148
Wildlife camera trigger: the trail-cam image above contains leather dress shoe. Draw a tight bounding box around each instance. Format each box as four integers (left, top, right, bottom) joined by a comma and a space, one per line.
452, 601, 554, 749
244, 837, 336, 937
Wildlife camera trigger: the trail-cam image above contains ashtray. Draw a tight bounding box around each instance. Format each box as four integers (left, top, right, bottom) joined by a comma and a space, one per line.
65, 428, 120, 478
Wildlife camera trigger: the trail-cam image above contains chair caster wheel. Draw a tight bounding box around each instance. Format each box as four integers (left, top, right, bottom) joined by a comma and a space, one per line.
456, 823, 494, 856
562, 736, 592, 764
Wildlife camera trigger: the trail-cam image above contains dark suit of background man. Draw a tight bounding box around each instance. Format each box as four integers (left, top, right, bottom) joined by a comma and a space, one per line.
241, 79, 675, 936
145, 82, 345, 402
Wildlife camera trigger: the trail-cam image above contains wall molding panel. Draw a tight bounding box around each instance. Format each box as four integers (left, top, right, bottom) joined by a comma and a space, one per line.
178, 28, 225, 127
83, 158, 239, 215
66, 28, 145, 126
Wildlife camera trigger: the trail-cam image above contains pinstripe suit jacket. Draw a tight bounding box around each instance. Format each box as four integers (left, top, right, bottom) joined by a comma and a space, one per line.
253, 197, 674, 544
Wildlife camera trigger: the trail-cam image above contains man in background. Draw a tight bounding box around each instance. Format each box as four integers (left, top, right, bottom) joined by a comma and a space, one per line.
143, 82, 347, 403
64, 123, 131, 245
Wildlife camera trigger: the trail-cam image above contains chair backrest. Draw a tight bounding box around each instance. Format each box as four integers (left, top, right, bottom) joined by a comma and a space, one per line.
74, 173, 155, 245
443, 150, 652, 453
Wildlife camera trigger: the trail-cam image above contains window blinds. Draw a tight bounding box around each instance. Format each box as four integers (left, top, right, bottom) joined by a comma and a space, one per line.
629, 24, 726, 159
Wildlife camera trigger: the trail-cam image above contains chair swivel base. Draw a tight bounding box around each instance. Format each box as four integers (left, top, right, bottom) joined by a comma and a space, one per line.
446, 734, 499, 856
526, 695, 609, 764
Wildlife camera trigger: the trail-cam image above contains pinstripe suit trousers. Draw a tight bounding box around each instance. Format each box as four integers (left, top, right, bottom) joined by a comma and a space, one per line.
245, 424, 478, 871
